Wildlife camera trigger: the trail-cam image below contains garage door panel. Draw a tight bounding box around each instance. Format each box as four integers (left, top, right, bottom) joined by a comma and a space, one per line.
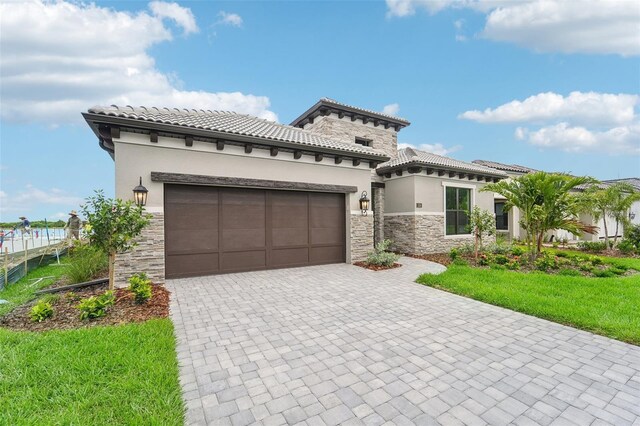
310, 246, 344, 264
166, 204, 218, 231
272, 228, 308, 247
311, 228, 343, 245
221, 250, 266, 272
223, 229, 266, 250
270, 247, 309, 268
166, 253, 219, 278
165, 229, 218, 254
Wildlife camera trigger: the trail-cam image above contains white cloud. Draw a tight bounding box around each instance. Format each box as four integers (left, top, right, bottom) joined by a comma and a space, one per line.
217, 11, 243, 27
460, 92, 639, 126
399, 142, 462, 156
386, 0, 640, 56
382, 103, 400, 116
149, 1, 198, 34
517, 122, 640, 155
0, 185, 84, 220
0, 1, 277, 125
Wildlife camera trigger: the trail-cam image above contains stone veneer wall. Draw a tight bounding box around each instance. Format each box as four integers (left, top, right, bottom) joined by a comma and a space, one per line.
304, 115, 399, 159
373, 187, 385, 245
385, 214, 496, 254
350, 214, 374, 261
114, 212, 165, 287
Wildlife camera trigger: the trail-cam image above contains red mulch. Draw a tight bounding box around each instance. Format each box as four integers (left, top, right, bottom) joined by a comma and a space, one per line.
353, 261, 402, 271
406, 253, 452, 266
0, 283, 169, 332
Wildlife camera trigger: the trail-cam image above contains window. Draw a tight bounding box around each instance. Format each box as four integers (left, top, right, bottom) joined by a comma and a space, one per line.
495, 201, 509, 230
445, 187, 471, 235
355, 137, 372, 147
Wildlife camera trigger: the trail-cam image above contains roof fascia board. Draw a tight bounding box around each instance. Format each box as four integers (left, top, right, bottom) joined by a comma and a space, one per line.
290, 100, 410, 128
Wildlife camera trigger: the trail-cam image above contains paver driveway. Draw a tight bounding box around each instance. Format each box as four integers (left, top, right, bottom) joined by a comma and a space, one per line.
167, 257, 640, 426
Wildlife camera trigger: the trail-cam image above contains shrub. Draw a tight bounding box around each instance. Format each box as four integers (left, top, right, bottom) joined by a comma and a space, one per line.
78, 290, 115, 320
457, 243, 475, 256
66, 243, 109, 284
484, 242, 512, 255
593, 269, 615, 278
609, 267, 626, 276
589, 256, 604, 266
30, 300, 53, 322
451, 258, 469, 267
449, 248, 459, 260
558, 269, 581, 277
366, 240, 401, 267
555, 251, 569, 258
478, 253, 492, 266
576, 241, 608, 252
494, 254, 509, 265
535, 252, 558, 272
506, 260, 520, 270
579, 263, 594, 272
511, 246, 525, 256
618, 239, 637, 255
128, 273, 153, 304
624, 224, 640, 249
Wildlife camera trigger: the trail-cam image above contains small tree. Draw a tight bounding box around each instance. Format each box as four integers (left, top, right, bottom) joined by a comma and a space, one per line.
81, 190, 151, 290
467, 206, 496, 259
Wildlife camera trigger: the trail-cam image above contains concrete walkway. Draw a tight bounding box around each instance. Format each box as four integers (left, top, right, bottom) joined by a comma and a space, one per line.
167, 257, 640, 426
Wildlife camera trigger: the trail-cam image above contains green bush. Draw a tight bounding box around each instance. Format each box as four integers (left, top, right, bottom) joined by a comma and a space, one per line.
577, 241, 608, 252
618, 239, 638, 255
558, 269, 581, 277
593, 269, 615, 278
493, 254, 509, 265
511, 246, 525, 256
451, 258, 469, 266
78, 291, 115, 320
506, 260, 520, 270
128, 273, 152, 304
366, 240, 401, 267
555, 251, 569, 258
609, 267, 626, 276
623, 224, 640, 249
30, 300, 54, 322
589, 256, 604, 266
535, 252, 558, 272
484, 242, 512, 255
449, 248, 459, 260
66, 243, 109, 284
579, 263, 594, 272
478, 254, 492, 266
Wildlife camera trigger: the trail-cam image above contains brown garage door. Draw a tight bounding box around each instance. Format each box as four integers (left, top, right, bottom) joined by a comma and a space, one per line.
164, 184, 346, 278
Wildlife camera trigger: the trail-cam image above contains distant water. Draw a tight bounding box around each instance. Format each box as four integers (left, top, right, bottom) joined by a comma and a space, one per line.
0, 228, 68, 254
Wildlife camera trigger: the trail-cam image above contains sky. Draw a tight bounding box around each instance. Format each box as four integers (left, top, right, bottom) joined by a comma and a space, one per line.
0, 0, 639, 222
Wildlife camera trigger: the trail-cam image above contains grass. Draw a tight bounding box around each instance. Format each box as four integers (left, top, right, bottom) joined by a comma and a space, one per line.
0, 319, 184, 425
0, 261, 68, 317
417, 263, 640, 345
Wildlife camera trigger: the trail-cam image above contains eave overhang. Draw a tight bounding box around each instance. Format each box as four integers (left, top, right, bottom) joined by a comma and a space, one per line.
376, 161, 508, 183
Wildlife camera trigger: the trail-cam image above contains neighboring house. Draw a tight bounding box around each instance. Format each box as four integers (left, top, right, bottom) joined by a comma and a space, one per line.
83, 99, 506, 283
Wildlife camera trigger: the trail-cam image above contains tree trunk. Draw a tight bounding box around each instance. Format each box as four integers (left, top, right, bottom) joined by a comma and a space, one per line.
537, 232, 544, 256
108, 252, 116, 291
474, 229, 479, 259
613, 220, 620, 249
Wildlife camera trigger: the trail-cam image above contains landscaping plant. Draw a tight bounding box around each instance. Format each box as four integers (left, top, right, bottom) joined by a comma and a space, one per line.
65, 242, 109, 284
30, 300, 54, 323
467, 206, 496, 259
366, 240, 401, 267
81, 190, 151, 290
483, 172, 597, 260
128, 273, 152, 304
77, 290, 115, 320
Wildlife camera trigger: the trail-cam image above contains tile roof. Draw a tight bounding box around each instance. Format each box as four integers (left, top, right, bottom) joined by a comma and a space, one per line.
472, 160, 536, 174
575, 177, 640, 191
377, 148, 508, 177
85, 105, 389, 159
290, 98, 410, 128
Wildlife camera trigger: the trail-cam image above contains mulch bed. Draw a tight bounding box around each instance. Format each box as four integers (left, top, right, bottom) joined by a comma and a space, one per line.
0, 283, 169, 332
353, 261, 402, 271
406, 253, 452, 266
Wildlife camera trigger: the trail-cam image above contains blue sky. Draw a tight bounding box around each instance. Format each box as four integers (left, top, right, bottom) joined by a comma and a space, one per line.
1, 0, 639, 221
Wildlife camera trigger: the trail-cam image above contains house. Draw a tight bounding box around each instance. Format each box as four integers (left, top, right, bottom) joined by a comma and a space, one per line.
83, 99, 506, 284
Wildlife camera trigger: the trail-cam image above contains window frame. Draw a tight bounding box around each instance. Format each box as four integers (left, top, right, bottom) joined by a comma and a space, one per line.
355, 137, 372, 147
495, 201, 509, 231
443, 184, 474, 237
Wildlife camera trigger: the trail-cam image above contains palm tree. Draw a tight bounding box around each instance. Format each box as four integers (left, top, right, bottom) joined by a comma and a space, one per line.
482, 172, 597, 259
582, 182, 640, 249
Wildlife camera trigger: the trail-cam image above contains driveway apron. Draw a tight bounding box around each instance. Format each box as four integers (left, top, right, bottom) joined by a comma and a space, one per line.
167, 257, 640, 426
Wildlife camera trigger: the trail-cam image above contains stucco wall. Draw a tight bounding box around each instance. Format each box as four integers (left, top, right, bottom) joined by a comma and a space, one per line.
302, 113, 399, 159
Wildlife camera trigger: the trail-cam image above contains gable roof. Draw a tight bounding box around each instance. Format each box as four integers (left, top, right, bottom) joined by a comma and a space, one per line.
83, 105, 389, 161
472, 159, 536, 174
575, 177, 640, 192
377, 148, 508, 179
290, 98, 410, 130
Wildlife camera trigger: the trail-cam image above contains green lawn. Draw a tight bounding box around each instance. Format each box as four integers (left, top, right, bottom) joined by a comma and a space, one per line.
0, 261, 69, 317
417, 260, 640, 345
0, 319, 184, 425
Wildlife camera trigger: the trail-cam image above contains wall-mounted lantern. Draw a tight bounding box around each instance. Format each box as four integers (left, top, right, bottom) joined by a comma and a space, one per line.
133, 177, 148, 207
359, 191, 370, 216
630, 211, 636, 221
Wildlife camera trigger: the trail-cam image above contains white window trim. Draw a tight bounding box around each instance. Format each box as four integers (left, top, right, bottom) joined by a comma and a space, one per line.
443, 183, 475, 238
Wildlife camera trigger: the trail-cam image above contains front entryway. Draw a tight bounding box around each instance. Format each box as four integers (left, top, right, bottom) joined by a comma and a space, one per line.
164, 184, 346, 278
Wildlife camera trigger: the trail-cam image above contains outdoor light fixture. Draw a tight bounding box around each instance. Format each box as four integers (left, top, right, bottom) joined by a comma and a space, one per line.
359, 191, 370, 216
133, 177, 148, 207
630, 212, 636, 221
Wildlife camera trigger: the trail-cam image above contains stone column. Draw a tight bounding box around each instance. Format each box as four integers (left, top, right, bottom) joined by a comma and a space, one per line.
373, 186, 385, 245
114, 212, 165, 287
350, 214, 374, 261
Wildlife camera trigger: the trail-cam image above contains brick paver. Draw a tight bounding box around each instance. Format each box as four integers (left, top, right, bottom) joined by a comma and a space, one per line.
167, 257, 640, 425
